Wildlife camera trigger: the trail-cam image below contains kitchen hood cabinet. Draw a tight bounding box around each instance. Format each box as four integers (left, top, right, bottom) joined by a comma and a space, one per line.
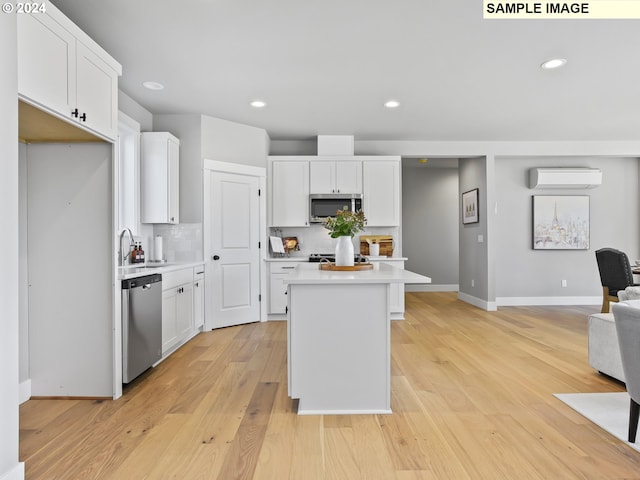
17, 2, 121, 141
141, 132, 180, 224
309, 159, 362, 194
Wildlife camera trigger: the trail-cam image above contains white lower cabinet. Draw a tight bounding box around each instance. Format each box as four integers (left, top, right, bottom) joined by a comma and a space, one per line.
161, 267, 196, 355
268, 262, 302, 316
193, 269, 205, 329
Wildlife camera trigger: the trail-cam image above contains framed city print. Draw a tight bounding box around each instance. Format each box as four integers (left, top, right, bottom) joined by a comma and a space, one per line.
462, 188, 479, 224
532, 195, 589, 250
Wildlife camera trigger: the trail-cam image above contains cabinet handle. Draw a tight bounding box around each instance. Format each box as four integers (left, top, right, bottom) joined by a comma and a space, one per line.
171, 217, 175, 222
282, 266, 295, 269
79, 112, 87, 122
177, 287, 183, 294
71, 108, 79, 118
285, 306, 288, 314
195, 282, 199, 287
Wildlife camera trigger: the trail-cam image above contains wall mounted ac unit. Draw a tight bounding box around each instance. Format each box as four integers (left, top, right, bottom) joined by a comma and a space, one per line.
529, 168, 602, 189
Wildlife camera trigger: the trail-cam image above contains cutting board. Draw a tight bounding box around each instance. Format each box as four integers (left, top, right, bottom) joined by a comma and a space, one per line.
319, 263, 374, 271
359, 235, 393, 256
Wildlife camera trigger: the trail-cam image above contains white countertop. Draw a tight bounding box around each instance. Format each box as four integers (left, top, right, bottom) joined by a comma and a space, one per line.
264, 257, 308, 262
118, 261, 204, 280
265, 256, 407, 262
284, 262, 430, 285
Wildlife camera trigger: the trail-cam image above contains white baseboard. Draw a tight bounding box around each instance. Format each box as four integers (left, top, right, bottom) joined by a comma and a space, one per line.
496, 296, 601, 306
405, 284, 458, 292
458, 292, 497, 311
0, 462, 25, 480
19, 379, 31, 405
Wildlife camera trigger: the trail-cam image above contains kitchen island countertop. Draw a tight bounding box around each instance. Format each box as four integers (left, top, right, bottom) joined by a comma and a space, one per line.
284, 262, 430, 285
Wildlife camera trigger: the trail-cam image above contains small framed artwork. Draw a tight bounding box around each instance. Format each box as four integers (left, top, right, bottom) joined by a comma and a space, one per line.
462, 188, 479, 224
532, 195, 589, 250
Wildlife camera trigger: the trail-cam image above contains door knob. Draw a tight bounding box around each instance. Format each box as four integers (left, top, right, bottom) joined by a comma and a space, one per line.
212, 255, 220, 260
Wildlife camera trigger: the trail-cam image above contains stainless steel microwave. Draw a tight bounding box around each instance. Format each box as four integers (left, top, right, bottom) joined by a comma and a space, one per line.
309, 193, 362, 223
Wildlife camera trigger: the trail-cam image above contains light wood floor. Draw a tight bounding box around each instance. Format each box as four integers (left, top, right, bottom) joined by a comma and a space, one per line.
20, 292, 640, 479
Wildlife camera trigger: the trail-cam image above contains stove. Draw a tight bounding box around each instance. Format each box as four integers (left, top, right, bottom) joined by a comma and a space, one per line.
308, 253, 367, 263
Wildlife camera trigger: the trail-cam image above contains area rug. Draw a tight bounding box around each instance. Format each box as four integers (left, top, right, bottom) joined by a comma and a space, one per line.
554, 392, 640, 453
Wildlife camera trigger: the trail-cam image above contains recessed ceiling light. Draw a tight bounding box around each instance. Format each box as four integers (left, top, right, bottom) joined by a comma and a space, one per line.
250, 100, 267, 108
384, 100, 400, 108
142, 81, 164, 90
540, 58, 567, 70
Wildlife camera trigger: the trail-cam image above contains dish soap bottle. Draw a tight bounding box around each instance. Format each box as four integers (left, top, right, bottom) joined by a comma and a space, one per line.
130, 243, 138, 264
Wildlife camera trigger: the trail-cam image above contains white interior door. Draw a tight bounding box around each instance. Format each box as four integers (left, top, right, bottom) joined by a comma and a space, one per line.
205, 168, 261, 329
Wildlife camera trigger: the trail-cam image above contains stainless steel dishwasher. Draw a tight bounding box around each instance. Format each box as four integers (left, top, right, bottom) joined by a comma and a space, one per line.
122, 273, 162, 383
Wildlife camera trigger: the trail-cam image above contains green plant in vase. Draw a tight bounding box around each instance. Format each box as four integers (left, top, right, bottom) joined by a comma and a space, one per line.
324, 208, 366, 266
324, 207, 367, 238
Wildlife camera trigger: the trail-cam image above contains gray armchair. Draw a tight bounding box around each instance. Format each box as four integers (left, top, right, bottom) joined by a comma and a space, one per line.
612, 302, 640, 442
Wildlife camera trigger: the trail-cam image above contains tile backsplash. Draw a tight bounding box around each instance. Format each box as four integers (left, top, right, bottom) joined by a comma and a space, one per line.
270, 225, 400, 259
153, 223, 203, 262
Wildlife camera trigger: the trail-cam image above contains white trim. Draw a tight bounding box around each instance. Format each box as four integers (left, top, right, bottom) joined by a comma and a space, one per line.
496, 296, 601, 306
458, 292, 497, 311
0, 462, 24, 480
297, 408, 392, 415
204, 159, 265, 178
18, 379, 30, 405
406, 284, 458, 292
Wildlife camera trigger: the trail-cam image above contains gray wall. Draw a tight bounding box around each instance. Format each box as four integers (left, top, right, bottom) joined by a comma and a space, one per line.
201, 115, 269, 169
495, 156, 640, 301
1, 11, 23, 479
459, 157, 490, 303
402, 161, 459, 289
19, 144, 28, 384
118, 90, 153, 131
153, 114, 203, 224
154, 114, 269, 224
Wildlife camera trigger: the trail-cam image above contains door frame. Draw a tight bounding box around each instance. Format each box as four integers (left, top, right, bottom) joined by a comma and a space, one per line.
203, 159, 267, 328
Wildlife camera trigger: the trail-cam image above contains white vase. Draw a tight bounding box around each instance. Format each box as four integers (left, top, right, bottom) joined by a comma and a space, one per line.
335, 236, 354, 266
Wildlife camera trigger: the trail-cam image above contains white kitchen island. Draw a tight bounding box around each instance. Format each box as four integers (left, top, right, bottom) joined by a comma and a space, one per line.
285, 262, 430, 415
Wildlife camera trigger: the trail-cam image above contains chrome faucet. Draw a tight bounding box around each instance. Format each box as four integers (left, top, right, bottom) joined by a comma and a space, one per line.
118, 228, 135, 266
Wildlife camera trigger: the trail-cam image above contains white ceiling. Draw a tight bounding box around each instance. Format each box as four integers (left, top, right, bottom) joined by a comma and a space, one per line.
51, 0, 640, 142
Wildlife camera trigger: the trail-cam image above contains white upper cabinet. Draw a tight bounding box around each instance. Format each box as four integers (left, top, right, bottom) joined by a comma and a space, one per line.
270, 159, 310, 227
309, 160, 362, 194
17, 12, 74, 119
363, 160, 401, 226
141, 132, 180, 224
74, 42, 119, 139
17, 3, 122, 141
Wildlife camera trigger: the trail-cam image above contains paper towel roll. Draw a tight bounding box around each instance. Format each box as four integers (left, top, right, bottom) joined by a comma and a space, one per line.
154, 235, 164, 261
369, 243, 380, 256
